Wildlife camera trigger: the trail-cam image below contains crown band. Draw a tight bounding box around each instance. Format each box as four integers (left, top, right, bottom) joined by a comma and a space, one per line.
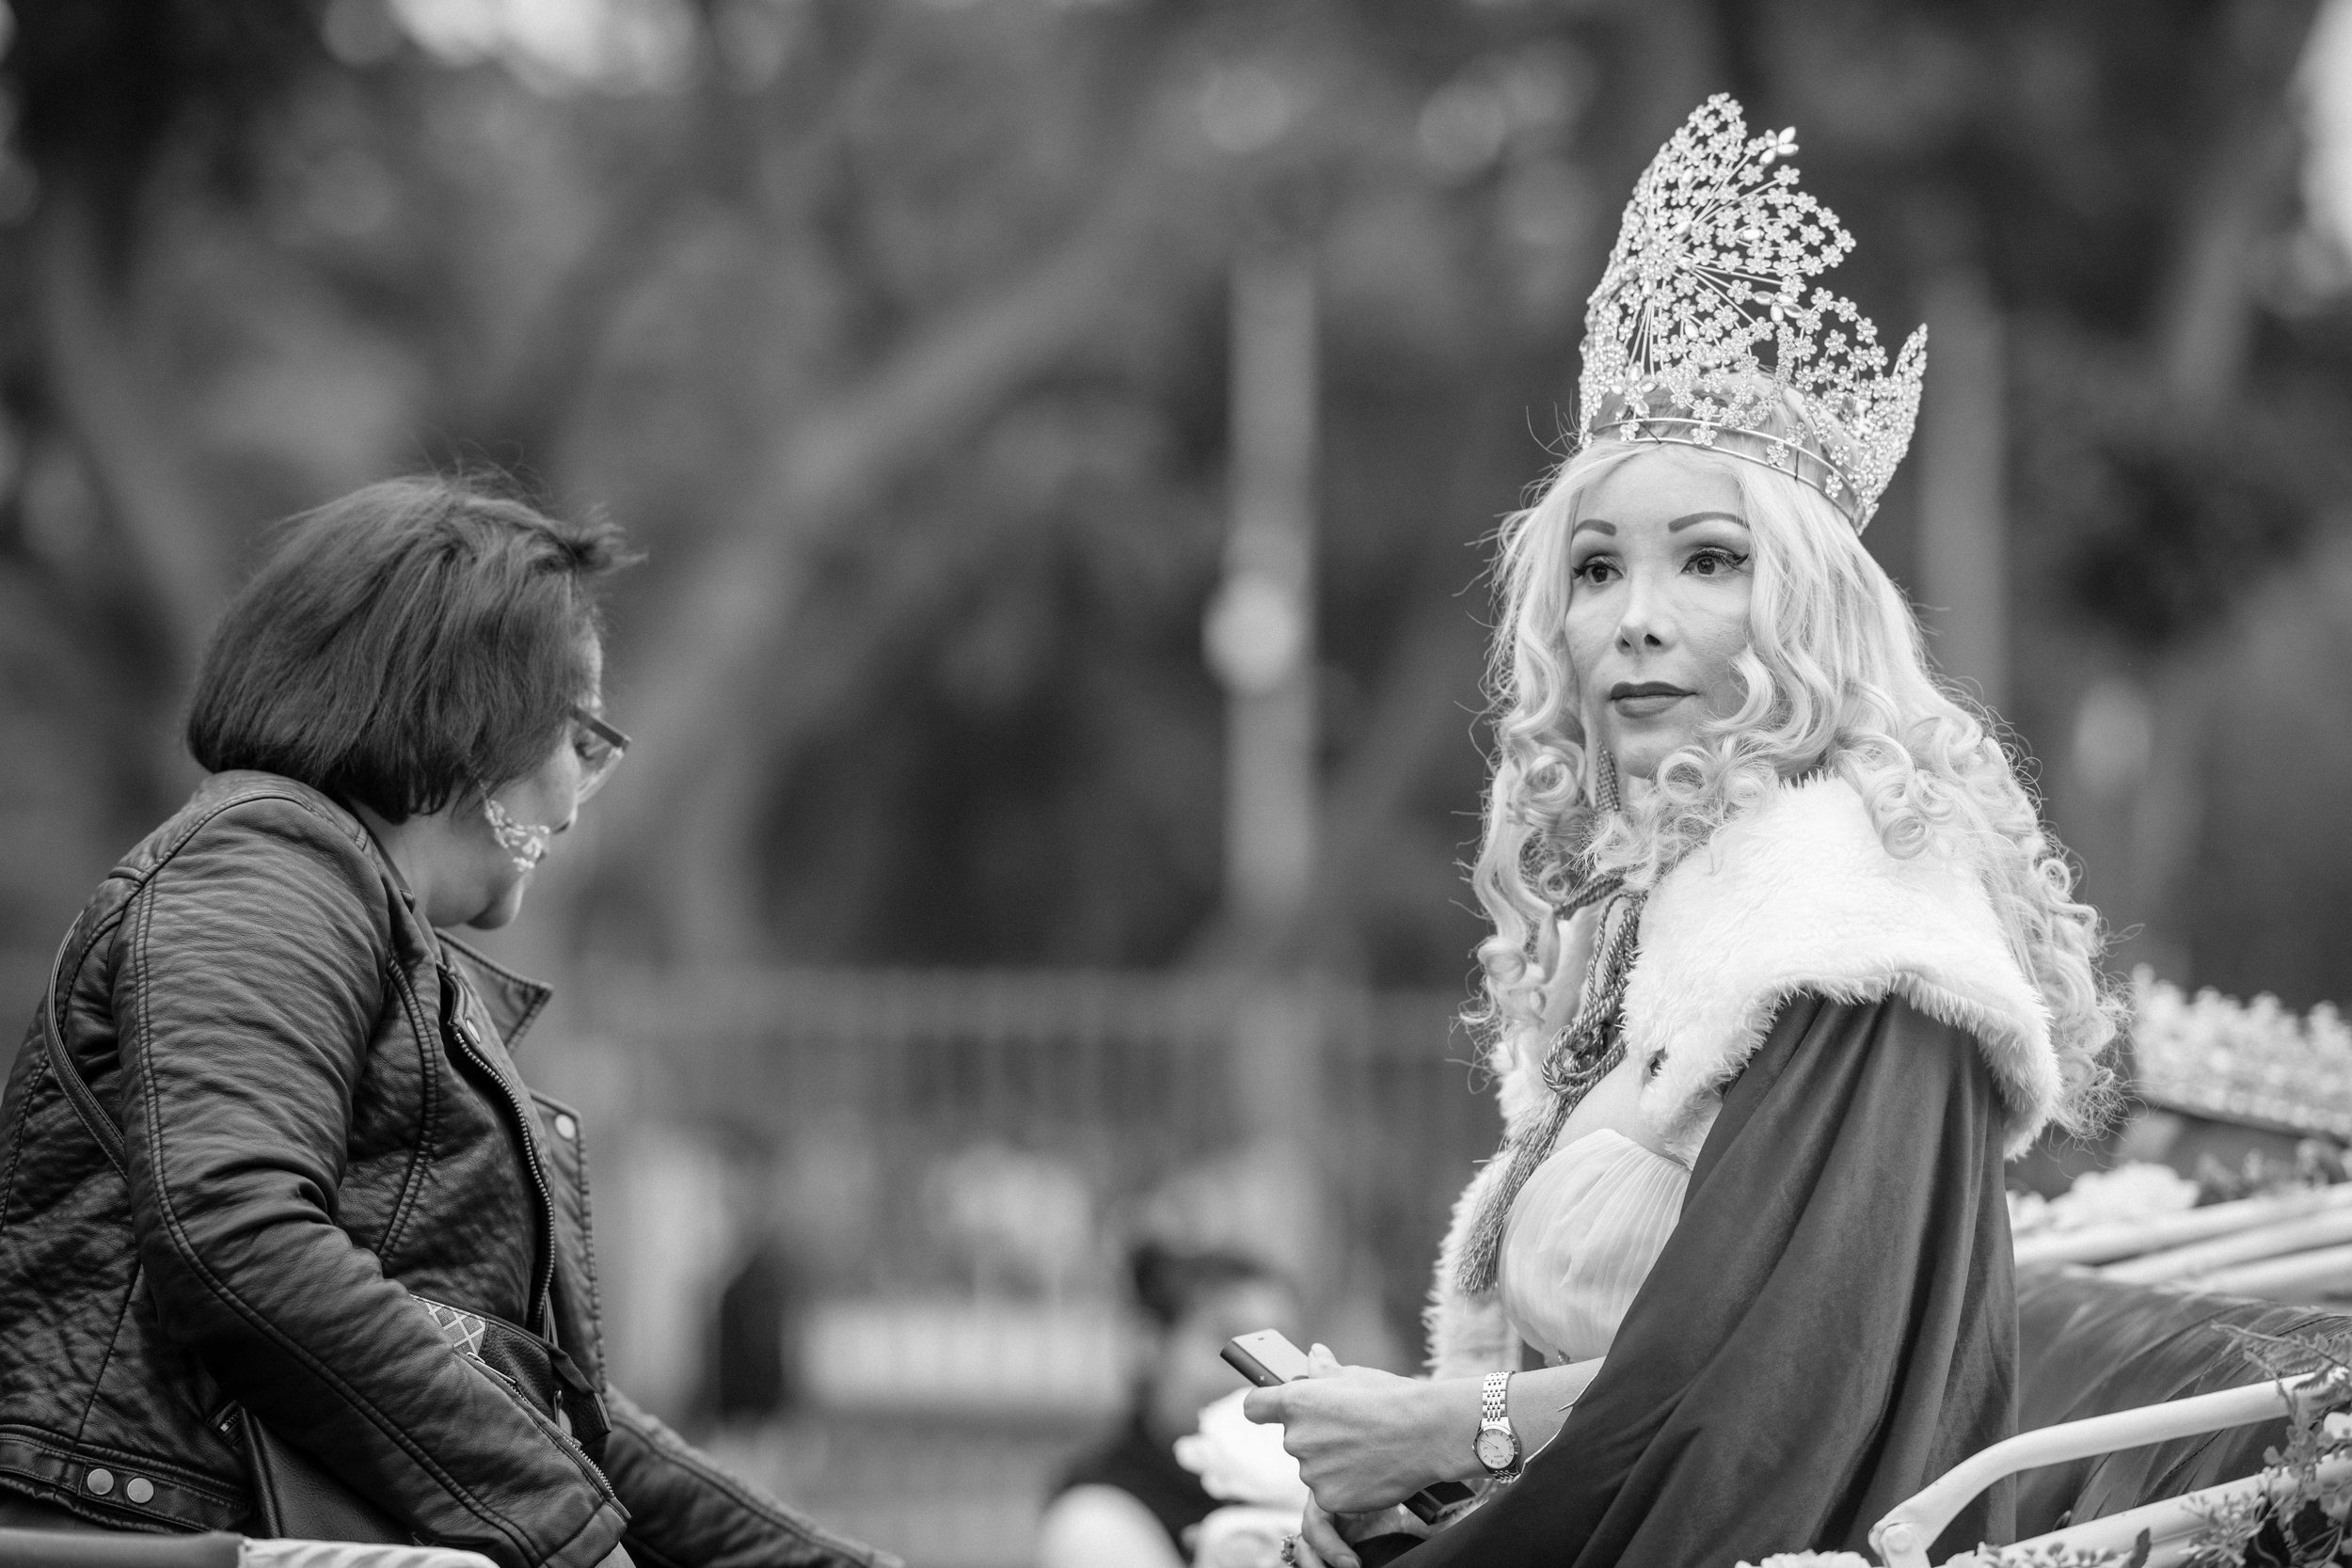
1586, 410, 1868, 530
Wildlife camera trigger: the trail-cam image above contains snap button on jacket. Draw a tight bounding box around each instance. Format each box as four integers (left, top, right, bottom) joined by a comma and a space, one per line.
0, 772, 893, 1568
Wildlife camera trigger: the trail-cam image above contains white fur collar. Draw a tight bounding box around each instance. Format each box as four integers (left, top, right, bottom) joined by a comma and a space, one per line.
1628, 773, 2058, 1162
1424, 774, 2058, 1377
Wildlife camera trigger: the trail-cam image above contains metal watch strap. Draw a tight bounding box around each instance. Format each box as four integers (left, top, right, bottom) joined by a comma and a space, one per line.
1478, 1370, 1521, 1479
1481, 1370, 1511, 1424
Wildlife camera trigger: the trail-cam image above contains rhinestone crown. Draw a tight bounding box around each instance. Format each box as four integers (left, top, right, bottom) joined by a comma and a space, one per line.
2132, 970, 2352, 1142
1576, 94, 1927, 531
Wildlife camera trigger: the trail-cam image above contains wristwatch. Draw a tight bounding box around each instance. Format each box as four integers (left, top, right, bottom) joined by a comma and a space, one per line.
1473, 1370, 1522, 1480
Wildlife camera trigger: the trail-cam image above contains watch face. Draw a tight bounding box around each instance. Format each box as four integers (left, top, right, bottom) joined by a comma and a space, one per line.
1475, 1427, 1518, 1471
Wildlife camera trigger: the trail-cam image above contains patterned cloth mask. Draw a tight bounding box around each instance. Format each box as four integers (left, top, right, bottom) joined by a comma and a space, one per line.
483, 797, 553, 874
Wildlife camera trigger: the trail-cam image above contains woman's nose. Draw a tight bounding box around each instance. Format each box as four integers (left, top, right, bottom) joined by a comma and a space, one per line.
1614, 570, 1674, 650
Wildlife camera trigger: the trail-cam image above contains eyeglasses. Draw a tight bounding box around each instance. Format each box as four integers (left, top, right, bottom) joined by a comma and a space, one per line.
479, 706, 633, 874
570, 705, 629, 803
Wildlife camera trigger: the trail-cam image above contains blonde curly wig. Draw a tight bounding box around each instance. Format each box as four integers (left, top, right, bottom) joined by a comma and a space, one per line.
1468, 436, 2119, 1132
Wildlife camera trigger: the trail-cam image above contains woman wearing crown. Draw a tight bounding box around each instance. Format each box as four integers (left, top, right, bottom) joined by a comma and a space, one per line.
1242, 97, 2117, 1568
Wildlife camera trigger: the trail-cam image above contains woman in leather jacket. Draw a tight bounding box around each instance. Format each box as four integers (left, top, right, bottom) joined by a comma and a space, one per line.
0, 479, 894, 1568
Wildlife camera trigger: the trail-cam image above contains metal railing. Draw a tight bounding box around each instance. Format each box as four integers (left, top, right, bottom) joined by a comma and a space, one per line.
563, 965, 1499, 1567
575, 965, 1495, 1315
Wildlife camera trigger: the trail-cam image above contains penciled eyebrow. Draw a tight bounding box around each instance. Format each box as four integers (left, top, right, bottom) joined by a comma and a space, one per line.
1571, 510, 1747, 539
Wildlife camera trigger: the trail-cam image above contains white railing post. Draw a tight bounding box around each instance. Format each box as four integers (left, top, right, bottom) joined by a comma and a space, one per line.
1869, 1373, 2322, 1566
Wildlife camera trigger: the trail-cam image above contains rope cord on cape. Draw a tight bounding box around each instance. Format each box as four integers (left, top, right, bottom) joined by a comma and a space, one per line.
1454, 876, 1646, 1296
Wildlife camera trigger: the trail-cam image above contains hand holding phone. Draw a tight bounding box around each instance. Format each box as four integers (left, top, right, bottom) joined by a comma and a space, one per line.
1223, 1329, 1475, 1528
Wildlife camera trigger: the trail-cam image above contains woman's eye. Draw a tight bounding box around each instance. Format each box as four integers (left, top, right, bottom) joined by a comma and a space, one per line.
1686, 548, 1748, 578
1572, 558, 1617, 585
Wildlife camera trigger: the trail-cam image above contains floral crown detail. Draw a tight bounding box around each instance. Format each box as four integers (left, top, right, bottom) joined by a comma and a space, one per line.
2131, 969, 2352, 1141
1575, 94, 1927, 531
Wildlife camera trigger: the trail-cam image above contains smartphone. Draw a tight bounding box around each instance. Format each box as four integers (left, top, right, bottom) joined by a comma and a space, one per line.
1219, 1330, 1476, 1527
1222, 1328, 1318, 1387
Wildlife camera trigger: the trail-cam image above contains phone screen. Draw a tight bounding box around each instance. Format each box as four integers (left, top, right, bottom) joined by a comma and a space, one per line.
1224, 1328, 1317, 1386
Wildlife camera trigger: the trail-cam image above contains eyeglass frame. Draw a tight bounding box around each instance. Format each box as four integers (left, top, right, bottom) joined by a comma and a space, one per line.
570, 704, 629, 803
478, 705, 631, 874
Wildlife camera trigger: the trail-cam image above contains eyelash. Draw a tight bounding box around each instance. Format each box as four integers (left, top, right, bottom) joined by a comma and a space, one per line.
1571, 547, 1749, 584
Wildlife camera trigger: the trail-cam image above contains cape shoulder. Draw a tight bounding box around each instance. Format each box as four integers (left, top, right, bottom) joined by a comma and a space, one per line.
1624, 774, 2059, 1163
1427, 774, 2060, 1376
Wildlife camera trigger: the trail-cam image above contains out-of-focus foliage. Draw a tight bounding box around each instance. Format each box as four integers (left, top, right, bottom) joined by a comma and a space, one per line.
0, 0, 2346, 1001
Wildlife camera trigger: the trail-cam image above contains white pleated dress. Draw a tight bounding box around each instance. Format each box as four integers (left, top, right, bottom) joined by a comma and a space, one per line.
1497, 1130, 1690, 1365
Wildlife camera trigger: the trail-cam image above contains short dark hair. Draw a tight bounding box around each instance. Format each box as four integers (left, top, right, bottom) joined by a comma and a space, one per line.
187, 477, 635, 822
1129, 1242, 1285, 1329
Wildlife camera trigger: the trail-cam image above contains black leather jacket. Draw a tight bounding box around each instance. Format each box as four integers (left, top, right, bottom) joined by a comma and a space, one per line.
0, 772, 894, 1568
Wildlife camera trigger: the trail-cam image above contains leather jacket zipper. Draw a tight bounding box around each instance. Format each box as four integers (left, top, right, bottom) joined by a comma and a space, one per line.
441, 990, 556, 1335
381, 855, 560, 1338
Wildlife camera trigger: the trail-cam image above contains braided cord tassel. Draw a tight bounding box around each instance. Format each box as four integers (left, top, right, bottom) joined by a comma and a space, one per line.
1455, 890, 1645, 1297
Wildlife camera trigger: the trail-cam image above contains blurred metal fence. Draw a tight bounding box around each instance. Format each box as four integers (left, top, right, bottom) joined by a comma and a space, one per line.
578, 965, 1495, 1296
566, 965, 1501, 1567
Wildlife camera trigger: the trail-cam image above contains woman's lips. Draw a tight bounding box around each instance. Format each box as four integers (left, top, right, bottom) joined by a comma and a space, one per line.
1609, 682, 1693, 719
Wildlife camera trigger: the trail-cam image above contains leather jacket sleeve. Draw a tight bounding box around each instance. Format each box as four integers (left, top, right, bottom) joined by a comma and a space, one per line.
600, 1387, 901, 1568
112, 794, 628, 1568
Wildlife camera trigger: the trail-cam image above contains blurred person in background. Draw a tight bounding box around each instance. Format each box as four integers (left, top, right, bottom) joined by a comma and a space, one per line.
1246, 100, 2117, 1568
0, 479, 892, 1568
698, 1125, 812, 1428
1036, 1243, 1298, 1568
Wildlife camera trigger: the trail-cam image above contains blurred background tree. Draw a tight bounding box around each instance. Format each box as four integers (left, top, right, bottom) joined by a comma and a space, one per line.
8, 0, 2352, 1559
5, 0, 2348, 1002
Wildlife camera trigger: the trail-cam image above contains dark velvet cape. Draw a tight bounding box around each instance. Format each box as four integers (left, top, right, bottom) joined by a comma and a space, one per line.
1394, 993, 2018, 1568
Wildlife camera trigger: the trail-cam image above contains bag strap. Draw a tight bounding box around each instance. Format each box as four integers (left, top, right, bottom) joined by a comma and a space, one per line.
39, 786, 391, 1189
38, 922, 130, 1184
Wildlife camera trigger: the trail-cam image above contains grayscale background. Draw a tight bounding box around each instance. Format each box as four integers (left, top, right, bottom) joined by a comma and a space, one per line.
0, 1, 2344, 1560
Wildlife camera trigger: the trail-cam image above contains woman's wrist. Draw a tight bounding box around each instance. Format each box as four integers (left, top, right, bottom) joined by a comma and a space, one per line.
1417, 1376, 1490, 1483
